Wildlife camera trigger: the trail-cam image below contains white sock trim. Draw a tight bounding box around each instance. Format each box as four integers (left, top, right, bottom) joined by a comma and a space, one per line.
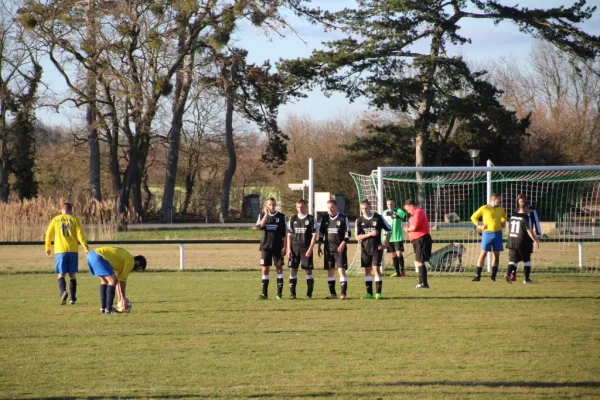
375, 275, 383, 282
290, 275, 298, 280
327, 277, 336, 282
306, 275, 314, 280
276, 273, 284, 279
365, 276, 373, 282
262, 275, 269, 280
340, 276, 348, 282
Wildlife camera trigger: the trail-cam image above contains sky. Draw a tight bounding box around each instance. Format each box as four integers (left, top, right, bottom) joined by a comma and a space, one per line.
37, 0, 600, 127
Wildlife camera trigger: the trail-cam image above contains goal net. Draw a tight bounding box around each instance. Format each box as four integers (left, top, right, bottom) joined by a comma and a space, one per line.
349, 165, 600, 275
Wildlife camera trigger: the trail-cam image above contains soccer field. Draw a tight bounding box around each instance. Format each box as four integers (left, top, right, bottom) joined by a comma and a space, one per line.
1, 271, 599, 399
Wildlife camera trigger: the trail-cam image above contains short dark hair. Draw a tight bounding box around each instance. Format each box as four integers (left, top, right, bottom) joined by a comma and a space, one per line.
360, 198, 370, 205
386, 199, 395, 203
404, 199, 417, 207
134, 255, 147, 271
62, 202, 73, 213
490, 192, 499, 199
327, 199, 337, 205
296, 199, 307, 205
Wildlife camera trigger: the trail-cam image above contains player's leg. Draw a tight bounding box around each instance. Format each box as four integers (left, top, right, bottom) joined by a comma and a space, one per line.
274, 254, 285, 300
387, 242, 399, 277
522, 251, 533, 284
87, 250, 108, 313
337, 252, 348, 299
67, 252, 78, 304
362, 254, 374, 299
104, 274, 118, 313
373, 252, 383, 299
490, 232, 503, 281
474, 232, 493, 281
55, 253, 68, 305
324, 253, 337, 299
259, 251, 272, 299
415, 236, 431, 288
301, 252, 314, 299
289, 264, 298, 299
397, 242, 406, 277
505, 249, 519, 284
68, 272, 77, 304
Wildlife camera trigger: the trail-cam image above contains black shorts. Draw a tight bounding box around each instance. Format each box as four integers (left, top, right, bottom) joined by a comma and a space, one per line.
288, 248, 314, 270
386, 242, 404, 253
260, 250, 284, 267
509, 248, 531, 264
360, 250, 383, 268
324, 251, 348, 270
412, 234, 432, 263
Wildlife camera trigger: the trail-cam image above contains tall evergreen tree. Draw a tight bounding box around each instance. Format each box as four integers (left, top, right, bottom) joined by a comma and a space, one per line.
281, 0, 599, 166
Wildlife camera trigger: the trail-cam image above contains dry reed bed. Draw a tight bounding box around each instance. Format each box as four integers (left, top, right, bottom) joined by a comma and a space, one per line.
0, 197, 118, 242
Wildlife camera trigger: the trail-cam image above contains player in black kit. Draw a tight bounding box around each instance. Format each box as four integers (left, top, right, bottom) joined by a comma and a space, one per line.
255, 198, 287, 299
317, 199, 351, 299
355, 199, 391, 299
286, 199, 318, 299
505, 198, 540, 284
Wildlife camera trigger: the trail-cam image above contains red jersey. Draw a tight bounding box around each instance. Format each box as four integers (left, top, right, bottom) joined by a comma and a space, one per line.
408, 207, 430, 241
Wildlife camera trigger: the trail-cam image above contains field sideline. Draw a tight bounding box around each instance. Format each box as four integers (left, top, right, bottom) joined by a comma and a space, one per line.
1, 270, 599, 399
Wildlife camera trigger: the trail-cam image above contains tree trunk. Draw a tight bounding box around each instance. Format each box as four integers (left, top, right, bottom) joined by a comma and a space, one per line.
0, 104, 9, 202
87, 0, 102, 200
220, 86, 236, 220
161, 32, 195, 222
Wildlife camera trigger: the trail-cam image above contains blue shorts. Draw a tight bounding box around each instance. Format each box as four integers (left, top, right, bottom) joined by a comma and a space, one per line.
87, 250, 115, 277
481, 231, 503, 252
55, 252, 78, 274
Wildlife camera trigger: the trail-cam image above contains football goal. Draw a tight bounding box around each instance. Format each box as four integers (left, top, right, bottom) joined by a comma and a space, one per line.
349, 163, 600, 275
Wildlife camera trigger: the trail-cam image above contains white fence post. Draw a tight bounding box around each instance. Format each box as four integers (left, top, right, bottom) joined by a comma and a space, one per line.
179, 243, 185, 271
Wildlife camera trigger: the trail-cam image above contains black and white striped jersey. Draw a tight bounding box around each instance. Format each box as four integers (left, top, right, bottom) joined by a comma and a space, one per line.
318, 212, 351, 254
256, 212, 287, 251
288, 214, 318, 250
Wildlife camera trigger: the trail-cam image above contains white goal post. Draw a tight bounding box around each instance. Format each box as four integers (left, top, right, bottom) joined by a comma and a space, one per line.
349, 163, 600, 275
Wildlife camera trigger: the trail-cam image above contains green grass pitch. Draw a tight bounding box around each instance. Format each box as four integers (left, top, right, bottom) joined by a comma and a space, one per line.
1, 271, 599, 399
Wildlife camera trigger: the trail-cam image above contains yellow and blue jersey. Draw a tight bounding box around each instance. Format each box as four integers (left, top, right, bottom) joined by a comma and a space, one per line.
95, 247, 135, 281
45, 214, 89, 254
470, 205, 506, 232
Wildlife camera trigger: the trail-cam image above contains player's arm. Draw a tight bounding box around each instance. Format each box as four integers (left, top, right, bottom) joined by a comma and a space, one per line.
44, 220, 55, 256
75, 219, 90, 254
470, 206, 483, 228
255, 212, 267, 230
116, 280, 127, 306
532, 209, 542, 238
380, 216, 392, 247
405, 210, 421, 233
355, 219, 369, 241
286, 218, 293, 257
306, 217, 318, 256
317, 218, 326, 256
337, 217, 350, 253
525, 226, 540, 250
500, 208, 507, 228
280, 216, 288, 256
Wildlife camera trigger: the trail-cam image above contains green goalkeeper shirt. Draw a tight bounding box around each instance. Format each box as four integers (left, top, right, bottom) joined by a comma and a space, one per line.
382, 208, 408, 242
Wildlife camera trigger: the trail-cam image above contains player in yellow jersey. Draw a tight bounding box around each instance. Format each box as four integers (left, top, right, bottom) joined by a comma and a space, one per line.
45, 203, 89, 305
86, 246, 147, 314
470, 193, 507, 281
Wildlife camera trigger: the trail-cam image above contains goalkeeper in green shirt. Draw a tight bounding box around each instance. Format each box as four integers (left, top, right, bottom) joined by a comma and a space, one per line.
383, 199, 408, 277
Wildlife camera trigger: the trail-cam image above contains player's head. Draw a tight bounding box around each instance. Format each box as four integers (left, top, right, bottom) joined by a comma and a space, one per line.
296, 199, 307, 215
517, 196, 529, 212
264, 198, 277, 214
386, 199, 395, 209
403, 198, 417, 214
360, 199, 372, 216
490, 193, 501, 206
133, 255, 147, 272
61, 202, 73, 215
326, 199, 338, 215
